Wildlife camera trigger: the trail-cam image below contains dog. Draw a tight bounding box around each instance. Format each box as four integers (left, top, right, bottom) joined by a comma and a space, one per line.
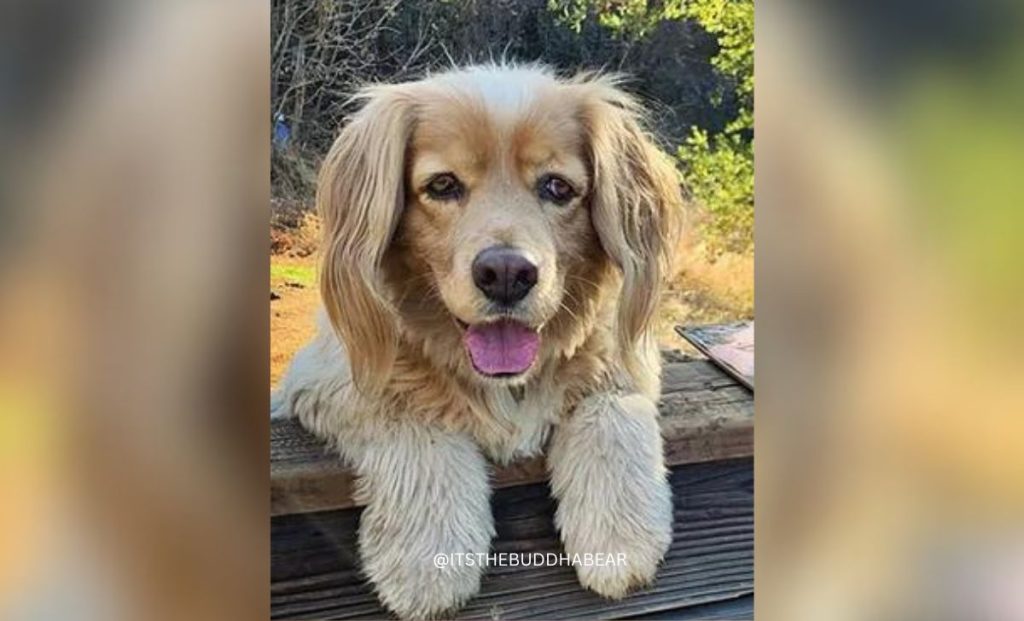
272, 64, 684, 619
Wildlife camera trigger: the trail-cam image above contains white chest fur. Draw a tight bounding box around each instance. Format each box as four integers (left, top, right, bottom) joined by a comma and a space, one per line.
476, 385, 562, 464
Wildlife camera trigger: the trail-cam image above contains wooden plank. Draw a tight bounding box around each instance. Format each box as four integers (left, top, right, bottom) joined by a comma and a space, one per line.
622, 593, 753, 619
272, 354, 753, 516
271, 459, 753, 620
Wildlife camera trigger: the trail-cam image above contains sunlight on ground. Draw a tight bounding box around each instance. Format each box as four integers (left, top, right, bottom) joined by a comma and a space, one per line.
270, 257, 320, 387
270, 262, 316, 288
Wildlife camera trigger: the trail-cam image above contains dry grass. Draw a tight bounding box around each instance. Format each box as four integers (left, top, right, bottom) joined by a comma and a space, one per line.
657, 247, 754, 348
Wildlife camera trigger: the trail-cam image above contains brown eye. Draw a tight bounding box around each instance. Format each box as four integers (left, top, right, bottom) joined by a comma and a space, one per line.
425, 173, 463, 201
538, 174, 577, 206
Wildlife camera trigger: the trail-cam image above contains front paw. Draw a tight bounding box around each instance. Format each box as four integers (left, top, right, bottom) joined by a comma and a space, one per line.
548, 393, 674, 599
564, 483, 673, 599
354, 431, 495, 619
360, 532, 486, 619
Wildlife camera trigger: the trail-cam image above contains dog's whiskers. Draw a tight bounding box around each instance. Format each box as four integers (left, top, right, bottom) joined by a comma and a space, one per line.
557, 299, 582, 323
566, 273, 603, 290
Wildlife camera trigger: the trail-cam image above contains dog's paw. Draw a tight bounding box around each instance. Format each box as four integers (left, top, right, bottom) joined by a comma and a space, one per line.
549, 393, 674, 600
355, 429, 494, 619
359, 524, 489, 619
578, 562, 651, 599
368, 553, 484, 620
576, 528, 671, 599
568, 504, 673, 599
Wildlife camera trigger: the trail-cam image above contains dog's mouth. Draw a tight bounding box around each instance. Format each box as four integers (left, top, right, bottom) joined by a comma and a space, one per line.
458, 319, 540, 377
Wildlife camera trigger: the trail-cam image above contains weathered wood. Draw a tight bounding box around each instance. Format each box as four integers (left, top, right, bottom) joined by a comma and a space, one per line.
624, 594, 753, 619
272, 355, 753, 516
271, 458, 753, 620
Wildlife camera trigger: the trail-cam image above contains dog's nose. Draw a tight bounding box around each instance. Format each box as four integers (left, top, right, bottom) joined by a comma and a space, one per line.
472, 246, 538, 305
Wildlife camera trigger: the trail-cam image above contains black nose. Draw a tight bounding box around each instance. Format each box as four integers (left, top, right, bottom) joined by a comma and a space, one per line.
472, 246, 538, 305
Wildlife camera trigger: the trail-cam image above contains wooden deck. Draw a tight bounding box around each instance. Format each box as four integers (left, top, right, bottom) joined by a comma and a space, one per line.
271, 352, 753, 619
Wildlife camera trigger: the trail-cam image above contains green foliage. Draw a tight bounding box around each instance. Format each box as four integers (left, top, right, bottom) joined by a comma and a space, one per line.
549, 0, 684, 39
270, 263, 317, 287
684, 0, 753, 98
272, 0, 734, 200
677, 0, 754, 255
678, 128, 753, 255
678, 121, 753, 254
550, 0, 754, 255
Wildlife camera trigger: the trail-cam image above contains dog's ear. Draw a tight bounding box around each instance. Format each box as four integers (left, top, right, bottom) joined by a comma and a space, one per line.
575, 76, 684, 378
318, 85, 414, 395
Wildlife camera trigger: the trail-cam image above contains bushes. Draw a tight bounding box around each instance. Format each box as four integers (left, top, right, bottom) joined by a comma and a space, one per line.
271, 0, 754, 256
679, 129, 753, 255
271, 0, 733, 200
553, 0, 753, 256
677, 0, 754, 256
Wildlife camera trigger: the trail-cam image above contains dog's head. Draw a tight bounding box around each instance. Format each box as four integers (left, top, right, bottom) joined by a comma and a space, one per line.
319, 66, 681, 393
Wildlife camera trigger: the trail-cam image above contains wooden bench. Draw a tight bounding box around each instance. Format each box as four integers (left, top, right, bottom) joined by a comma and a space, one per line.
271, 351, 753, 619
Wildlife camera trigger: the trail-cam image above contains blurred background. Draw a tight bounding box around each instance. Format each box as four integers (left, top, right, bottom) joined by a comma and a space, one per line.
269, 0, 755, 385
1, 0, 1023, 620
1, 1, 269, 620
757, 0, 1024, 619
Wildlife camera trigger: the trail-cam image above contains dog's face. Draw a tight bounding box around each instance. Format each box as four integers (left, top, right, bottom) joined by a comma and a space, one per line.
401, 80, 599, 379
319, 66, 682, 392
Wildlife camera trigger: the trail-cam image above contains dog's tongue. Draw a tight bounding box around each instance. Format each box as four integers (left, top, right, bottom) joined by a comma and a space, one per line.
464, 320, 540, 376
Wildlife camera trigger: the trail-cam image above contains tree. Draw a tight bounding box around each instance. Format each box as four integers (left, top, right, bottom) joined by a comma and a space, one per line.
550, 0, 754, 255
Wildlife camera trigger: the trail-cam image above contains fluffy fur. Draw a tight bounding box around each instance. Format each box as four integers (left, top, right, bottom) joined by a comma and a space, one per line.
273, 64, 683, 619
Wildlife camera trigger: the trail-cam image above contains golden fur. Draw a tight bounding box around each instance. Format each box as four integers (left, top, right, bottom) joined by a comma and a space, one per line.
274, 64, 684, 619
317, 66, 681, 431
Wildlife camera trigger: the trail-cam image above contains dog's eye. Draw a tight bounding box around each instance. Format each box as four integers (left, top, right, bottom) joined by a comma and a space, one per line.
538, 174, 577, 206
424, 173, 463, 201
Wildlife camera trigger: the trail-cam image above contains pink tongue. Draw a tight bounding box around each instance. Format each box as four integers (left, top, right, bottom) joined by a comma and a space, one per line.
463, 320, 540, 375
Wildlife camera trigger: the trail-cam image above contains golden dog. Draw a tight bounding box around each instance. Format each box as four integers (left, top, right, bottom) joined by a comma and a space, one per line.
273, 64, 683, 619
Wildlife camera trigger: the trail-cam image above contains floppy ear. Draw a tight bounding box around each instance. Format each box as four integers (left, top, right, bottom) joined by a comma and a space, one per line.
318, 85, 414, 395
575, 76, 684, 377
